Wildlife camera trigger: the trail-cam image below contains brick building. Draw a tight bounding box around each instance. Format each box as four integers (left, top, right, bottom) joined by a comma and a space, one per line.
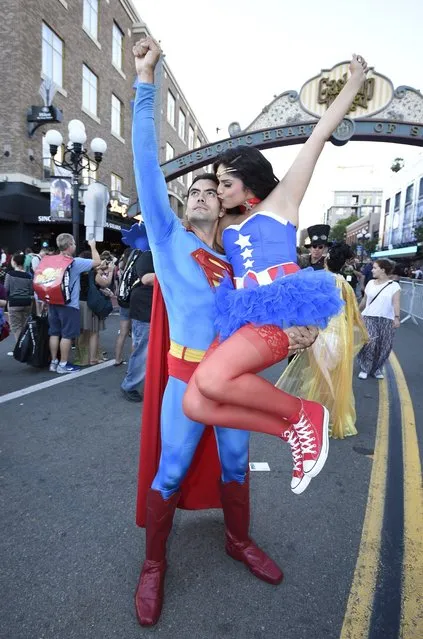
0, 0, 208, 253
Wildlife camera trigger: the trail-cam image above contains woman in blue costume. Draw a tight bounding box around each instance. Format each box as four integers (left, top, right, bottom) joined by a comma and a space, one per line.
184, 54, 369, 495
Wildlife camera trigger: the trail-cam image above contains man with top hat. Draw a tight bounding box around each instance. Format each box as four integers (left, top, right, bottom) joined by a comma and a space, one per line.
301, 224, 332, 271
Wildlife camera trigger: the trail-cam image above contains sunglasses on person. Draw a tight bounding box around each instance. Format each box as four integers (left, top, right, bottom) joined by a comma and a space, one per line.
311, 244, 324, 249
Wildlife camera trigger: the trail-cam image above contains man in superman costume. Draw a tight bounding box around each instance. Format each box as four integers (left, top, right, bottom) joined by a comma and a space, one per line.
132, 37, 286, 627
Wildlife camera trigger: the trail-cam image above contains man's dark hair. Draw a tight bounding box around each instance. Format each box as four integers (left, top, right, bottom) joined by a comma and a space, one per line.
213, 146, 279, 201
187, 173, 218, 197
12, 252, 25, 267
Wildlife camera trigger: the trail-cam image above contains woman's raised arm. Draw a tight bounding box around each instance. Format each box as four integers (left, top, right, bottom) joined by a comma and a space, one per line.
264, 55, 368, 225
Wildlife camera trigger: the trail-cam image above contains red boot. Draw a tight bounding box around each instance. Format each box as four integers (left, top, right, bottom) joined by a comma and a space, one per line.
220, 479, 283, 585
135, 489, 180, 627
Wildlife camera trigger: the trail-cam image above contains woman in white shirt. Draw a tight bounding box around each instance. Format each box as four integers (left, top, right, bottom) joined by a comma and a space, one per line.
357, 259, 401, 379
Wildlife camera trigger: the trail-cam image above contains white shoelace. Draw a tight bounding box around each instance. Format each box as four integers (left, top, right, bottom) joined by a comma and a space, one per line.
283, 429, 303, 473
293, 414, 317, 455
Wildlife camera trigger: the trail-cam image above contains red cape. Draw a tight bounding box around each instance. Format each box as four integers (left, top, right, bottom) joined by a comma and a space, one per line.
135, 282, 222, 527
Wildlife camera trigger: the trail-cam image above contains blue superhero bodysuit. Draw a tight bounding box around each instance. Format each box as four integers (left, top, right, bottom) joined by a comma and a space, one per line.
215, 211, 343, 339
133, 83, 249, 498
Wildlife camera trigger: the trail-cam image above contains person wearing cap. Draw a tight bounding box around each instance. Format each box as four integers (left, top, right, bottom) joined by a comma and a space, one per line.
300, 224, 332, 270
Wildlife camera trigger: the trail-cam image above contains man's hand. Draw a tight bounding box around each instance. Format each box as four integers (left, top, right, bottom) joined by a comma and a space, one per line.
88, 238, 96, 250
133, 37, 161, 83
286, 325, 319, 354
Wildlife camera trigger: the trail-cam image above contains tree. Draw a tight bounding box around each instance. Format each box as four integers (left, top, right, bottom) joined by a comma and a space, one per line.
329, 214, 358, 242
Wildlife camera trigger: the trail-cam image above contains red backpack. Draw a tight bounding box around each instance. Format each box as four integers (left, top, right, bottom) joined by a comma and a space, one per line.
33, 254, 74, 305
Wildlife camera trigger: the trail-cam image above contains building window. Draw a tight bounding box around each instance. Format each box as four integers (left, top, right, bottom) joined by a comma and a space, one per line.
112, 22, 124, 70
385, 198, 390, 213
351, 194, 359, 205
188, 125, 195, 150
178, 109, 186, 141
42, 23, 63, 87
178, 174, 185, 185
83, 0, 98, 40
335, 194, 348, 205
111, 173, 122, 193
419, 177, 423, 199
195, 136, 202, 148
167, 91, 175, 126
394, 191, 401, 211
405, 184, 413, 204
82, 64, 98, 115
111, 94, 123, 137
166, 143, 174, 162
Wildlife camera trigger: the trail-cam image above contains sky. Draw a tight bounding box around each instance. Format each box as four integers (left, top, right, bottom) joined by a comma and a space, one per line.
133, 0, 423, 230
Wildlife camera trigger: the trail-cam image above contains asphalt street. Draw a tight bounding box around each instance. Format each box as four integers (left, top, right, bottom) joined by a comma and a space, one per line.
0, 313, 421, 639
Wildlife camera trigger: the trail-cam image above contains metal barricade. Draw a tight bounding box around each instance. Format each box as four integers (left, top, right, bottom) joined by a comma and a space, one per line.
400, 279, 423, 324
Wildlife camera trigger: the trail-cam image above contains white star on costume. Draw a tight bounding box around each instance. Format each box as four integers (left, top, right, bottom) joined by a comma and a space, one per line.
243, 259, 254, 269
240, 248, 253, 259
234, 233, 251, 249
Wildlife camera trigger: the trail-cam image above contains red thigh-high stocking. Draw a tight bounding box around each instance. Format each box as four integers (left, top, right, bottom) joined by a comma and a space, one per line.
183, 324, 301, 437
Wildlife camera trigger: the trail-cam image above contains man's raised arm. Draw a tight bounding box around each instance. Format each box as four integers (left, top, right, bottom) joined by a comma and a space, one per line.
132, 37, 177, 244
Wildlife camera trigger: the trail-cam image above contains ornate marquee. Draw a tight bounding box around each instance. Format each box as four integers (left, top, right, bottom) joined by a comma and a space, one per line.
161, 64, 423, 182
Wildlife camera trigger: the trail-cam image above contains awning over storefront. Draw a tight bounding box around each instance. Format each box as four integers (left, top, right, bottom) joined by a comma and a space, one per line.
371, 245, 418, 259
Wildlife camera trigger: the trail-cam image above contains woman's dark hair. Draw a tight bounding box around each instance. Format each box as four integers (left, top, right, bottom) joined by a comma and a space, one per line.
213, 146, 279, 201
12, 252, 25, 267
326, 242, 354, 274
187, 172, 218, 197
375, 258, 395, 275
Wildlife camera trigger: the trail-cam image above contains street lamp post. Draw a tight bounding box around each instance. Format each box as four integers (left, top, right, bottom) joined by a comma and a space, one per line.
45, 120, 107, 254
356, 229, 371, 262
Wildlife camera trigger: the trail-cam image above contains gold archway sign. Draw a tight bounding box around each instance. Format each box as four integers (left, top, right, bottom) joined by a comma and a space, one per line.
162, 62, 423, 181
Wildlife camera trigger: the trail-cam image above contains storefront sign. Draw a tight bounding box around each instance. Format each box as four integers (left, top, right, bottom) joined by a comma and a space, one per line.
37, 215, 68, 223
109, 192, 130, 218
105, 221, 122, 231
27, 105, 62, 123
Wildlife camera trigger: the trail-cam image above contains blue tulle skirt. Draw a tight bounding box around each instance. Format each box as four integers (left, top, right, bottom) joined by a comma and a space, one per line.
215, 268, 344, 340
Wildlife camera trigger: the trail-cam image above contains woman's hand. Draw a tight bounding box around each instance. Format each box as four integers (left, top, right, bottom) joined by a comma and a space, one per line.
349, 54, 368, 79
287, 325, 319, 353
394, 317, 400, 329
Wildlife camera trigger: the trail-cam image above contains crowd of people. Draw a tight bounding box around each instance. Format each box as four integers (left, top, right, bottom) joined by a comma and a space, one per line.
0, 235, 153, 398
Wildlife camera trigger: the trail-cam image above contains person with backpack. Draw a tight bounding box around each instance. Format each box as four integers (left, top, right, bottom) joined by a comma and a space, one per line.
30, 247, 47, 276
47, 233, 100, 374
120, 250, 154, 401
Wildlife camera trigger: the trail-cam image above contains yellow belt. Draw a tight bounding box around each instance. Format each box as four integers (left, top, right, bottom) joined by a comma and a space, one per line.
169, 340, 206, 363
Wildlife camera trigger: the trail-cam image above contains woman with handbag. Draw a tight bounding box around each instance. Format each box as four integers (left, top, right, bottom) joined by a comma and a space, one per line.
357, 259, 401, 380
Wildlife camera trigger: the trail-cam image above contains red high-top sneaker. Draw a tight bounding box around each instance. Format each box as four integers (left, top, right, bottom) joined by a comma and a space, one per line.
282, 427, 311, 494
290, 399, 329, 478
